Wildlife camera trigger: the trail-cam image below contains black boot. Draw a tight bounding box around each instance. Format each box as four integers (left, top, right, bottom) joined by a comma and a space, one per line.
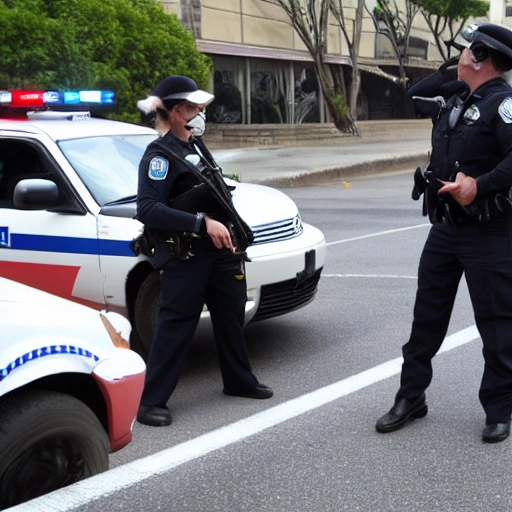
376, 394, 427, 433
223, 384, 273, 399
137, 403, 172, 427
482, 419, 511, 443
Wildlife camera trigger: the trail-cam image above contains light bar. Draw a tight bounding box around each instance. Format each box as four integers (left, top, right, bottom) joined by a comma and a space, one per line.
0, 89, 115, 109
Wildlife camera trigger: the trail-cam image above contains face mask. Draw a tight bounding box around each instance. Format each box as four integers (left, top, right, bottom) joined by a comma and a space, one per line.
185, 111, 206, 137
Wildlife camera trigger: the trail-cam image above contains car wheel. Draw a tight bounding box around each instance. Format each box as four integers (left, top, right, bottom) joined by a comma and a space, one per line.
0, 389, 109, 509
134, 270, 160, 360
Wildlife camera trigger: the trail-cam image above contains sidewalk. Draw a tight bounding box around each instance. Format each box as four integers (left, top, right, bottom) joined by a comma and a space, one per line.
210, 119, 432, 187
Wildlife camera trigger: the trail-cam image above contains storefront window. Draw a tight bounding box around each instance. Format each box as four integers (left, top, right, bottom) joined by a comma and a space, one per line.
294, 65, 319, 123
248, 59, 291, 124
251, 70, 287, 124
207, 55, 243, 124
207, 56, 325, 125
208, 69, 242, 124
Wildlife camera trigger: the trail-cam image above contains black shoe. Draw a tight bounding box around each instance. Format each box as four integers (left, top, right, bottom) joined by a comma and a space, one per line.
223, 384, 274, 399
482, 419, 511, 443
376, 394, 428, 433
137, 404, 172, 427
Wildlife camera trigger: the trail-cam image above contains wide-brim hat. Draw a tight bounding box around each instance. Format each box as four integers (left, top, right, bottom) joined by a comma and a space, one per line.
152, 75, 214, 106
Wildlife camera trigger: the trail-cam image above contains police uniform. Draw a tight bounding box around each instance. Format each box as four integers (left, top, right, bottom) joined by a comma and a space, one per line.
400, 76, 512, 424
136, 130, 259, 409
377, 24, 512, 438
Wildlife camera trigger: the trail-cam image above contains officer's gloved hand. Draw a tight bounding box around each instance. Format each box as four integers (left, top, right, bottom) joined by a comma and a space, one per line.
412, 97, 445, 119
408, 57, 469, 119
407, 56, 459, 99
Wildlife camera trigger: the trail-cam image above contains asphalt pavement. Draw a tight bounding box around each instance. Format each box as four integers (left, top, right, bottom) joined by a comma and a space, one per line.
212, 119, 432, 187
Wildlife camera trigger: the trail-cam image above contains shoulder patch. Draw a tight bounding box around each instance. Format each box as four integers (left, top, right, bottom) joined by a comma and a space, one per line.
148, 157, 169, 180
498, 97, 512, 124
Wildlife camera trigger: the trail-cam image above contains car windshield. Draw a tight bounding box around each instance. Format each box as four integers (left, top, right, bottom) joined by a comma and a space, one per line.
58, 134, 157, 206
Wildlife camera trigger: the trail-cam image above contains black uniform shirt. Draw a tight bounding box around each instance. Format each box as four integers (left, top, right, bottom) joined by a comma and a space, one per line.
136, 131, 204, 235
430, 77, 512, 197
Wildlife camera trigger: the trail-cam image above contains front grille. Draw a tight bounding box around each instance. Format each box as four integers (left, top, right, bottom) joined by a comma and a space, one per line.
251, 215, 303, 245
251, 268, 322, 322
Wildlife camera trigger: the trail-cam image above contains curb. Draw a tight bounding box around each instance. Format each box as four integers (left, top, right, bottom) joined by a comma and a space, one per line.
248, 152, 429, 187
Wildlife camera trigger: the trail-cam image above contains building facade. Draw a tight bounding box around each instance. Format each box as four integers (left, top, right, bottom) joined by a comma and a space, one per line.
159, 0, 489, 124
489, 0, 512, 24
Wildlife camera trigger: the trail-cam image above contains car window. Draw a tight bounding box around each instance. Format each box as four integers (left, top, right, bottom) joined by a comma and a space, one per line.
0, 140, 49, 206
58, 134, 156, 206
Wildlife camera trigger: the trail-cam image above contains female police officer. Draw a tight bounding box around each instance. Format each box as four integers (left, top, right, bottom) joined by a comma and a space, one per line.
376, 24, 512, 443
136, 75, 273, 427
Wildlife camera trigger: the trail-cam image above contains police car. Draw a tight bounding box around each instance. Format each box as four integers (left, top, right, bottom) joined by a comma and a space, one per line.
0, 276, 145, 508
0, 89, 326, 359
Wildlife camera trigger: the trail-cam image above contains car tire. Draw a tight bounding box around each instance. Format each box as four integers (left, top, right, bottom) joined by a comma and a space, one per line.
134, 270, 160, 360
0, 389, 109, 509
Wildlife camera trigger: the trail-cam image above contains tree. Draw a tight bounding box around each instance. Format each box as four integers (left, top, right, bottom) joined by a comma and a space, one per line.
366, 0, 419, 84
264, 0, 357, 133
411, 0, 489, 61
0, 0, 212, 121
330, 0, 365, 134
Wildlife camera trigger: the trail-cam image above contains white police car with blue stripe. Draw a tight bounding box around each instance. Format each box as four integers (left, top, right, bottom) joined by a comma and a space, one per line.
0, 89, 326, 360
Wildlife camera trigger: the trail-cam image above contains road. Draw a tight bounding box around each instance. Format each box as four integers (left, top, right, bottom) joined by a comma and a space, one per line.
11, 168, 512, 512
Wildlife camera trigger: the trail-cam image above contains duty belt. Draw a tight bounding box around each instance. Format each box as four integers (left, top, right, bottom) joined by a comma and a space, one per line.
412, 166, 512, 225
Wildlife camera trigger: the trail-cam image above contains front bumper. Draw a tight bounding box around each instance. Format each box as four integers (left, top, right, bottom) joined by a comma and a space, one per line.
92, 348, 146, 452
244, 222, 326, 322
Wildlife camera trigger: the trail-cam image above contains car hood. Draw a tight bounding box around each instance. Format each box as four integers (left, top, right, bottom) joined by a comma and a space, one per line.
100, 180, 299, 228
0, 277, 116, 350
230, 181, 298, 226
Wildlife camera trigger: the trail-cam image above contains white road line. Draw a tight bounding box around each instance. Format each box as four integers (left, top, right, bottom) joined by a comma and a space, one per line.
8, 325, 480, 512
326, 223, 430, 247
322, 274, 417, 279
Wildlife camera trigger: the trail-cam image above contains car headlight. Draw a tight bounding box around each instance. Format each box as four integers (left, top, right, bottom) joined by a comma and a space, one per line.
100, 311, 131, 349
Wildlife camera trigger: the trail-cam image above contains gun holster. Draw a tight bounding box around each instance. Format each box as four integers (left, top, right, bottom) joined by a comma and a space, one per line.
412, 166, 427, 201
130, 227, 156, 258
412, 167, 442, 221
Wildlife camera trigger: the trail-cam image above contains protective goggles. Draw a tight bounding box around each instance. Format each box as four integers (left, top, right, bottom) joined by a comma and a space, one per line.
446, 39, 489, 62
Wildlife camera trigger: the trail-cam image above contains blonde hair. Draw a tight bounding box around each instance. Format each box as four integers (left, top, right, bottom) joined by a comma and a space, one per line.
137, 96, 171, 133
136, 95, 164, 115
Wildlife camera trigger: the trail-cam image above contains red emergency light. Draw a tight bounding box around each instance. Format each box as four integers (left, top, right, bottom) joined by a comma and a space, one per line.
0, 90, 45, 108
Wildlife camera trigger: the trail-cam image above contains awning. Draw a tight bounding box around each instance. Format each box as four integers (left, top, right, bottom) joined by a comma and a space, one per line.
196, 39, 351, 65
357, 64, 402, 83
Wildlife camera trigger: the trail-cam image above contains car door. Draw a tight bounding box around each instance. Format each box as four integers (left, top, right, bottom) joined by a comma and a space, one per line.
0, 134, 106, 309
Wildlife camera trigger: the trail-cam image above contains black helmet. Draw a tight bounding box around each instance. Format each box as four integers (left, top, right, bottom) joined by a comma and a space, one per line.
461, 23, 512, 61
152, 75, 214, 107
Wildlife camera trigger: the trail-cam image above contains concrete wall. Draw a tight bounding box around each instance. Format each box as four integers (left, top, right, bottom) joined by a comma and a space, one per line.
489, 0, 512, 26
161, 0, 179, 15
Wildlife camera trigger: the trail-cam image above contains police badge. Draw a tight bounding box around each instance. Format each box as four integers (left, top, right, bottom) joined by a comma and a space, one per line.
148, 157, 169, 180
464, 104, 480, 125
499, 97, 512, 124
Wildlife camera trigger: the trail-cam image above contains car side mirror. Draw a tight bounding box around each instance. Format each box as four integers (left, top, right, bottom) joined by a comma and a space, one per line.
13, 178, 59, 210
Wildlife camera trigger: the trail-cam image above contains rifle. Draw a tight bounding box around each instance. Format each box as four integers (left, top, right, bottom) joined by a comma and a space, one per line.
153, 139, 254, 254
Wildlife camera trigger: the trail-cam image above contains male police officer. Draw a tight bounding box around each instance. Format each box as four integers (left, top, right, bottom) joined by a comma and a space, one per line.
136, 76, 273, 427
376, 24, 512, 443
